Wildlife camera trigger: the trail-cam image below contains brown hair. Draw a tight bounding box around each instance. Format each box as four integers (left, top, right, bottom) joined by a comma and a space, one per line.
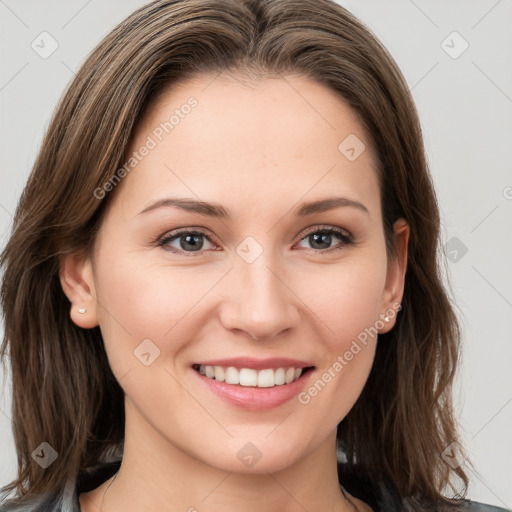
1, 0, 469, 508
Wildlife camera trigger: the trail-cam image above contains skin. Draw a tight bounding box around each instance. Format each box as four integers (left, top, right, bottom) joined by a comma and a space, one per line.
61, 72, 408, 512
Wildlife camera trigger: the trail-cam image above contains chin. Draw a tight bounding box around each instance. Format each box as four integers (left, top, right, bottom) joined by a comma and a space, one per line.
195, 437, 309, 475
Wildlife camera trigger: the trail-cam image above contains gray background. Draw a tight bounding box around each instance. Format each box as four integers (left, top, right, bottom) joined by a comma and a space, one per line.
0, 0, 511, 507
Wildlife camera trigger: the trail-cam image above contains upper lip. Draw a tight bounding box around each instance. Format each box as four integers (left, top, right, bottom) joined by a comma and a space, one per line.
193, 357, 314, 370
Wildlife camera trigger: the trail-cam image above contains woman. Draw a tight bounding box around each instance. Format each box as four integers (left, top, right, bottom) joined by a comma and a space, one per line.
0, 0, 508, 511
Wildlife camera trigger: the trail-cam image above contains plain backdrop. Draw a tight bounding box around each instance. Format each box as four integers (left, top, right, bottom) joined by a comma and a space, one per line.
0, 0, 511, 508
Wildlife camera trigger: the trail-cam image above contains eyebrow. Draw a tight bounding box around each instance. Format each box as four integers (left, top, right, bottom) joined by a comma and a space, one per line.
138, 196, 370, 218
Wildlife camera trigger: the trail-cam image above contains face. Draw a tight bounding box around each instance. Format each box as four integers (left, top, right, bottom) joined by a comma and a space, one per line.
62, 73, 408, 475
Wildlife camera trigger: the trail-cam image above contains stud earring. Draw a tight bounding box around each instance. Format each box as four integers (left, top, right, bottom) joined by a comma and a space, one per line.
78, 307, 87, 314
384, 315, 390, 322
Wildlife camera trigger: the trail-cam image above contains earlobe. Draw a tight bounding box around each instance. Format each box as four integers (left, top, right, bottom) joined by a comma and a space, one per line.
379, 218, 409, 334
59, 252, 99, 329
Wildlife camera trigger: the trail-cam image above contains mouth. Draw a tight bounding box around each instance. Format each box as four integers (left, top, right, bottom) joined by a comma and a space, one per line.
191, 363, 315, 388
191, 357, 316, 410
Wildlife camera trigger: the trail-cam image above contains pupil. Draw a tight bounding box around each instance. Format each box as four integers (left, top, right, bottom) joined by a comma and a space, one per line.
181, 234, 203, 251
311, 233, 331, 249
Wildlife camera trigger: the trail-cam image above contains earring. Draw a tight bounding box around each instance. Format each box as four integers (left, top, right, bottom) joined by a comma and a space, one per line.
78, 307, 87, 314
384, 315, 390, 322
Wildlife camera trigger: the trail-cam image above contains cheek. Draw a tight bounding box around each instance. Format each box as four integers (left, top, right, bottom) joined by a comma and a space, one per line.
92, 246, 221, 372
95, 236, 198, 327
293, 261, 386, 433
298, 253, 387, 349
295, 254, 386, 398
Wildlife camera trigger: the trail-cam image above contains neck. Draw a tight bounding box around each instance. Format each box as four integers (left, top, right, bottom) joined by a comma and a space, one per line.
94, 400, 364, 512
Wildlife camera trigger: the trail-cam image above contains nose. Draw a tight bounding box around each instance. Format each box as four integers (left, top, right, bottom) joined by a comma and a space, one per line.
218, 251, 300, 341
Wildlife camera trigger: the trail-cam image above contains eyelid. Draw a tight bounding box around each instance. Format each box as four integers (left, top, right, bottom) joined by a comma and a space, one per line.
156, 226, 219, 251
296, 224, 353, 243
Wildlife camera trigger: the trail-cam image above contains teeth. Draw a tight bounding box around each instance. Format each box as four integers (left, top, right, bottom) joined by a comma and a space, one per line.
257, 369, 275, 388
214, 366, 225, 382
225, 366, 239, 385
198, 365, 306, 387
274, 368, 285, 385
239, 368, 257, 387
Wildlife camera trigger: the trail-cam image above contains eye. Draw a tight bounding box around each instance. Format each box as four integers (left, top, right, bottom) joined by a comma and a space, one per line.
156, 225, 354, 257
295, 225, 353, 253
157, 228, 216, 256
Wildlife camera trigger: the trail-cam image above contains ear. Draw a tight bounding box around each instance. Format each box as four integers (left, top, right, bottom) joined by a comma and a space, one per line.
59, 251, 99, 329
378, 218, 409, 334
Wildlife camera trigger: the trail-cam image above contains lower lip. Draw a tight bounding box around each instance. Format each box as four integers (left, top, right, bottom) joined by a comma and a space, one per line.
193, 368, 315, 411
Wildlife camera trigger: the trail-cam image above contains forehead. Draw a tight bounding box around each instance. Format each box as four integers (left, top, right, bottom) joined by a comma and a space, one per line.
111, 73, 381, 221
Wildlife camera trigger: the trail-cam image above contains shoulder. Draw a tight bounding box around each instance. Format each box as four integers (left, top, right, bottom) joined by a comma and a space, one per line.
337, 460, 511, 512
0, 459, 121, 512
402, 499, 511, 512
0, 484, 73, 512
0, 493, 67, 512
456, 502, 511, 512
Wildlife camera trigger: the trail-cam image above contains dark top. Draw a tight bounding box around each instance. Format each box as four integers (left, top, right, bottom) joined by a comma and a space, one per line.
0, 459, 510, 511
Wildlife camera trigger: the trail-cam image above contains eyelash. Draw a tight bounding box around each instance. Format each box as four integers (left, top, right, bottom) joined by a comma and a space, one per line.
155, 225, 354, 257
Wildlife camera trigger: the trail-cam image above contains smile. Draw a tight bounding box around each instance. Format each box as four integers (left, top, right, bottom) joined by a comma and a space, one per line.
191, 357, 316, 410
192, 364, 313, 388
